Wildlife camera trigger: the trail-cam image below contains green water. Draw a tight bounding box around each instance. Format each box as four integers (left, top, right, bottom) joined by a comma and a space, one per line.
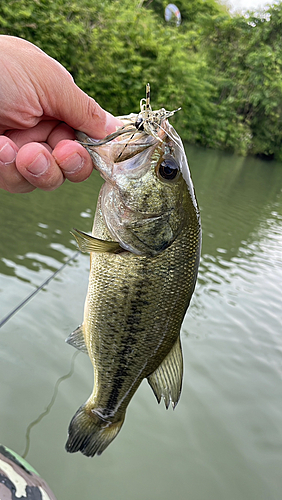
0, 146, 281, 500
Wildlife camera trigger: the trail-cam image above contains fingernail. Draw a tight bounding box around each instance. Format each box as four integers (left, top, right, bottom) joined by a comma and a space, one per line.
0, 142, 17, 164
27, 153, 49, 176
60, 153, 84, 174
105, 112, 123, 135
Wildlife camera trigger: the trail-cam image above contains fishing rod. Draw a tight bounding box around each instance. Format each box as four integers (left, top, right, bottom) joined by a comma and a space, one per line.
0, 250, 80, 329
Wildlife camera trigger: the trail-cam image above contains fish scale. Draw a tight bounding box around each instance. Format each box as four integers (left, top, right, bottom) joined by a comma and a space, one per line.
86, 226, 198, 411
65, 89, 201, 456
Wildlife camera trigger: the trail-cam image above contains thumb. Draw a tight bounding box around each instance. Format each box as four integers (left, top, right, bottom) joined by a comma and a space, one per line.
58, 82, 123, 139
39, 59, 123, 139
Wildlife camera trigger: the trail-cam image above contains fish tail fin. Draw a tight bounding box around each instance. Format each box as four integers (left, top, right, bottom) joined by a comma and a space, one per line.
65, 404, 124, 457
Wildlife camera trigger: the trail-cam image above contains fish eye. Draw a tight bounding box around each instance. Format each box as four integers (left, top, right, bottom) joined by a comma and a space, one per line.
157, 157, 179, 181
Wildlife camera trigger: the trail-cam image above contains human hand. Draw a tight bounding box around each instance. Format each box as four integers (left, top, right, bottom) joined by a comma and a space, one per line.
0, 35, 122, 193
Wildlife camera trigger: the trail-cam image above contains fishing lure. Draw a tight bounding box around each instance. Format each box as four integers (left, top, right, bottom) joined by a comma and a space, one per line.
76, 83, 181, 148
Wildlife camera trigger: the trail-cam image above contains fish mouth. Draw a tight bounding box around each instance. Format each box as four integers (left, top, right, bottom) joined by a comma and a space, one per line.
76, 128, 159, 169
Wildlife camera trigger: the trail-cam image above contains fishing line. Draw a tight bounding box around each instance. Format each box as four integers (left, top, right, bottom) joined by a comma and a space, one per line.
0, 251, 80, 329
22, 350, 80, 459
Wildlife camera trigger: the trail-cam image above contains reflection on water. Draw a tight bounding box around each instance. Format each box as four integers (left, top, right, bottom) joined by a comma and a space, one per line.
0, 148, 282, 500
0, 251, 80, 329
22, 351, 80, 459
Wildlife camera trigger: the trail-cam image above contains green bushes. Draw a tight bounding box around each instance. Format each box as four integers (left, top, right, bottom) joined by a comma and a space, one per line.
203, 7, 282, 160
1, 0, 282, 160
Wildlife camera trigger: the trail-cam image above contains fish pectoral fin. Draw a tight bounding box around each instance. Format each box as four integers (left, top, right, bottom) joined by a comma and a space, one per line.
147, 336, 183, 409
71, 228, 121, 254
65, 325, 88, 354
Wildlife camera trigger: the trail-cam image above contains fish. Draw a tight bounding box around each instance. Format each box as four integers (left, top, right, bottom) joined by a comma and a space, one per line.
65, 84, 201, 457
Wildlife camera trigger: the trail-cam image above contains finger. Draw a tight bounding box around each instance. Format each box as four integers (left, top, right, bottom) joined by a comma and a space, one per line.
42, 71, 123, 139
5, 120, 75, 149
52, 140, 93, 183
40, 142, 53, 154
16, 142, 64, 191
5, 120, 58, 147
47, 123, 76, 148
0, 136, 35, 193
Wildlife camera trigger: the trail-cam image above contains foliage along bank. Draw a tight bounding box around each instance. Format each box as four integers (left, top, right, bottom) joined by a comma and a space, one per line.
1, 0, 282, 161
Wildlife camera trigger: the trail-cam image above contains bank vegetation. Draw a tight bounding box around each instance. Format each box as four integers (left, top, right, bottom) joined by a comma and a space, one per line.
1, 0, 282, 160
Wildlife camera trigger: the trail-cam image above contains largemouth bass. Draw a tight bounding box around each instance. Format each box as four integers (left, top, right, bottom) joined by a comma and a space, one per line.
65, 85, 201, 457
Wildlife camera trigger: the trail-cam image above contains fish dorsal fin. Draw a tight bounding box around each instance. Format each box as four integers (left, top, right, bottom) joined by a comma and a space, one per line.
65, 325, 88, 354
71, 228, 121, 254
147, 336, 183, 409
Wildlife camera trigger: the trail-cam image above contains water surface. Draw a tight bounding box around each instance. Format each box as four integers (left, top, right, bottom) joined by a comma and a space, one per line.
0, 146, 281, 500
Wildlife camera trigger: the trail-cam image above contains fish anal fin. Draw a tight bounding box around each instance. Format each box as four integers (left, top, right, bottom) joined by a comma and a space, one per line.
71, 228, 122, 254
147, 336, 183, 409
66, 325, 88, 354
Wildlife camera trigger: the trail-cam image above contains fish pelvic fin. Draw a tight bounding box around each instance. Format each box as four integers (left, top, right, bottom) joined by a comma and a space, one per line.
65, 325, 88, 354
65, 404, 125, 457
147, 335, 183, 409
71, 228, 122, 254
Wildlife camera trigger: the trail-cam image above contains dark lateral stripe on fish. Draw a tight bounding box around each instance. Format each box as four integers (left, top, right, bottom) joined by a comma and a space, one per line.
104, 332, 145, 412
103, 284, 150, 412
66, 85, 201, 457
